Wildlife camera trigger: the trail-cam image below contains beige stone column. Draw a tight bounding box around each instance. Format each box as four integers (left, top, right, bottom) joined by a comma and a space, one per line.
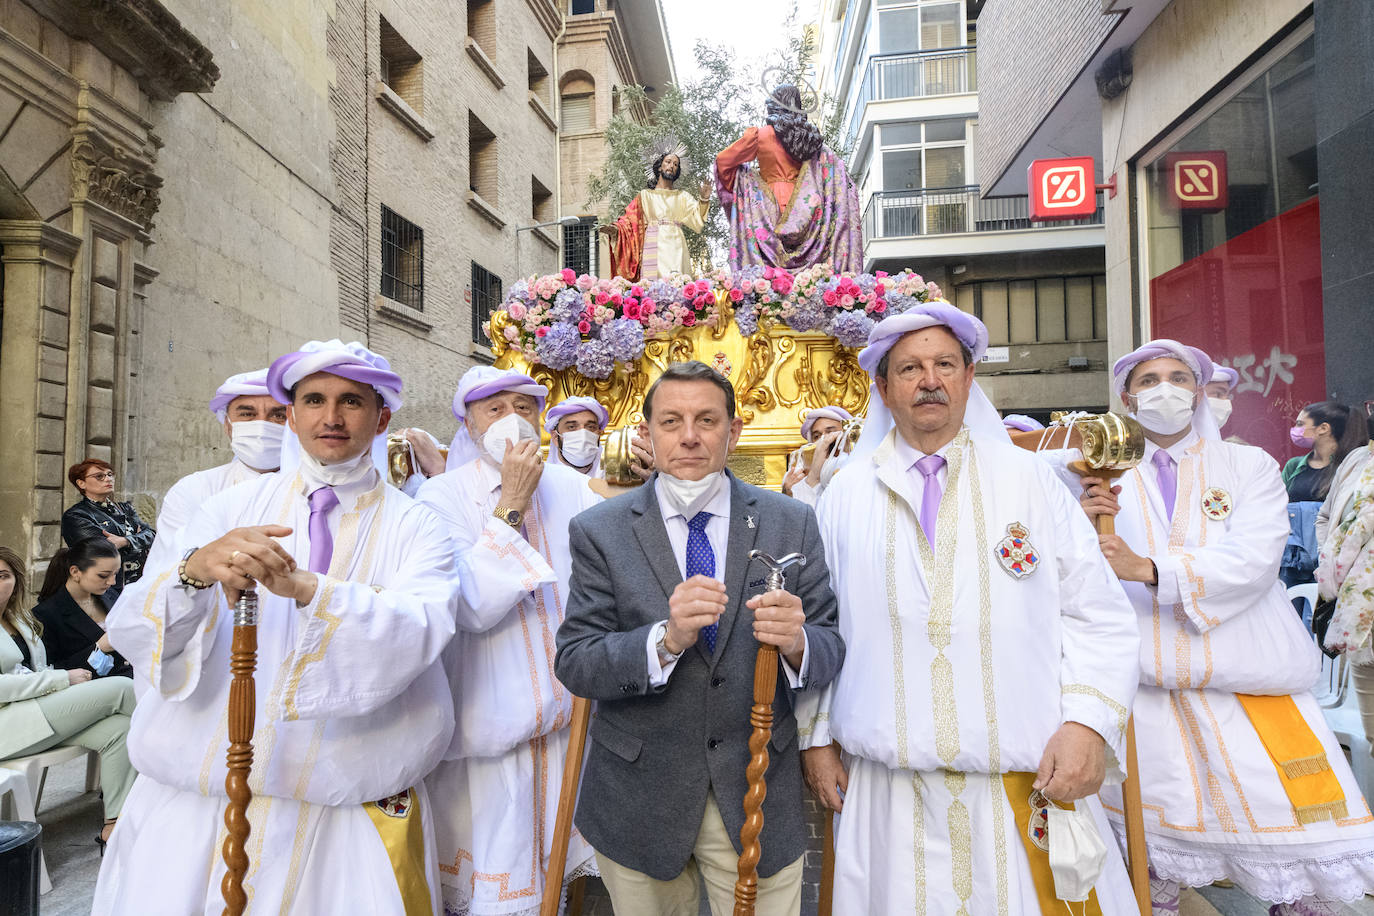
0, 220, 82, 561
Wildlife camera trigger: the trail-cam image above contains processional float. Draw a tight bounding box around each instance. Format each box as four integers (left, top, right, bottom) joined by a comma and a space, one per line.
1009, 411, 1152, 916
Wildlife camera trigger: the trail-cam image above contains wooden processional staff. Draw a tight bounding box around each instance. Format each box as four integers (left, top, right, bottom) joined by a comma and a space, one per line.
221, 585, 259, 916
733, 550, 807, 916
1010, 412, 1152, 916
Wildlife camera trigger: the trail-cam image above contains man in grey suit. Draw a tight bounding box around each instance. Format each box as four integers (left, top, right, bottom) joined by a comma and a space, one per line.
555, 360, 844, 915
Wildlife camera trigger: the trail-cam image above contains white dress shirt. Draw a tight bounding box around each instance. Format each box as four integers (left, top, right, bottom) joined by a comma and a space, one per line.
645, 473, 807, 687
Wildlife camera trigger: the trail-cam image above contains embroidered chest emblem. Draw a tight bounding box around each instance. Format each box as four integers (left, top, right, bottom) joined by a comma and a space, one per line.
1027, 789, 1051, 851
995, 522, 1039, 579
1201, 487, 1232, 520
372, 790, 412, 819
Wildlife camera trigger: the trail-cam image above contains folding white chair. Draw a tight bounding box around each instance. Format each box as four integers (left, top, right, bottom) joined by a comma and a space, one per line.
0, 744, 100, 812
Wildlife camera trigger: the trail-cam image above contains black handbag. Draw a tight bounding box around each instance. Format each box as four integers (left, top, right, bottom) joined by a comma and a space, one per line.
1311, 598, 1340, 659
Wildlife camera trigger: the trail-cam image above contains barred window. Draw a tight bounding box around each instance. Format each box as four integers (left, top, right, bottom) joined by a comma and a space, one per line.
471, 261, 503, 346
562, 217, 597, 277
381, 206, 424, 310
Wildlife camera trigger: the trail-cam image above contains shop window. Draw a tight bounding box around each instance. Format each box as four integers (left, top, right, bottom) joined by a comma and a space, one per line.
1142, 30, 1319, 457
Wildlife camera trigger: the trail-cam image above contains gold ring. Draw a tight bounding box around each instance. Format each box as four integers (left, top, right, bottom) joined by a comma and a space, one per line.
230, 550, 242, 563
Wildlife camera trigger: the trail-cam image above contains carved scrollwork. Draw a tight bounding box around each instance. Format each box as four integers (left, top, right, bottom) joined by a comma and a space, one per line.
794, 344, 870, 415
734, 332, 778, 424
71, 139, 162, 231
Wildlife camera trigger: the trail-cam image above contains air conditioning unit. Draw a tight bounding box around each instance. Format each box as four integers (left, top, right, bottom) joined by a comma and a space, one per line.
1068, 356, 1090, 372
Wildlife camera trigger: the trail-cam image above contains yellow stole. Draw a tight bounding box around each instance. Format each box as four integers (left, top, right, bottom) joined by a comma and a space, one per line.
363, 787, 432, 916
1236, 693, 1348, 824
1003, 772, 1103, 916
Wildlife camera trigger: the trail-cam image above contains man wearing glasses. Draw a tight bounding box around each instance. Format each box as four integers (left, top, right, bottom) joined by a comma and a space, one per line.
61, 458, 156, 605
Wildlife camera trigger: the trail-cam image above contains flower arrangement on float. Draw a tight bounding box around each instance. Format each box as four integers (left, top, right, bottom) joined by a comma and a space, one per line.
488, 264, 944, 379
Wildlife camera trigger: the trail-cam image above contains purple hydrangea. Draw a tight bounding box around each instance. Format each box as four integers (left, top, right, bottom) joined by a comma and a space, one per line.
575, 338, 615, 379
602, 318, 645, 362
734, 301, 760, 337
508, 279, 532, 304
646, 279, 677, 304
884, 291, 920, 315
550, 287, 584, 324
830, 309, 875, 348
535, 322, 580, 370
784, 295, 828, 332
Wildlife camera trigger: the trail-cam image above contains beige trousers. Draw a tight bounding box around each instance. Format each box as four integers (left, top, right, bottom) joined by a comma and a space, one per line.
595, 792, 803, 916
7, 676, 136, 819
1351, 661, 1374, 753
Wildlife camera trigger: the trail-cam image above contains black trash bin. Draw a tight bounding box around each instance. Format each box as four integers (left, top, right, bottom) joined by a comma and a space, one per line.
0, 820, 42, 916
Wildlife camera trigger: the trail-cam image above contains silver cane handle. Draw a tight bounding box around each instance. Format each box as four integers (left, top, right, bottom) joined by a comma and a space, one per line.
747, 550, 807, 592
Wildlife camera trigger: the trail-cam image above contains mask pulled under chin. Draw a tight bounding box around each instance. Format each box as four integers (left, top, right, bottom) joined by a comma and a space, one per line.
230, 420, 285, 472
481, 414, 539, 466
658, 469, 726, 519
298, 447, 376, 488
1131, 382, 1196, 436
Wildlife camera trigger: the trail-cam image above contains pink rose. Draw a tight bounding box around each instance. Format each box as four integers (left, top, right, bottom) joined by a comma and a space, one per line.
624, 303, 641, 320
683, 313, 697, 327
535, 327, 549, 338
578, 320, 591, 334
561, 268, 576, 284
872, 301, 887, 314
610, 294, 623, 306
876, 270, 888, 279
503, 325, 519, 341
576, 274, 595, 291
822, 290, 838, 306
642, 298, 656, 313
772, 277, 790, 294
729, 288, 744, 302
840, 294, 855, 308
507, 302, 527, 320
631, 285, 645, 298
753, 279, 769, 294
595, 292, 610, 306
763, 267, 776, 280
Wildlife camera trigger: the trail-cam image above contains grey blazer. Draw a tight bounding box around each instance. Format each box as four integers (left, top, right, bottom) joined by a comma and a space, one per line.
555, 471, 844, 881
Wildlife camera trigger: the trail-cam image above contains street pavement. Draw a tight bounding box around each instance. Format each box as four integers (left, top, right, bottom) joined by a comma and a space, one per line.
25, 754, 1374, 915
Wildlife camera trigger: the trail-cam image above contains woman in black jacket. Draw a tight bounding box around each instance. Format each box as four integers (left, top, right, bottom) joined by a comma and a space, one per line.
61, 458, 155, 605
33, 538, 132, 679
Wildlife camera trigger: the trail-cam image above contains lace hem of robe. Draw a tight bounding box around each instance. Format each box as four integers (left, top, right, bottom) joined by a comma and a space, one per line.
442, 858, 601, 916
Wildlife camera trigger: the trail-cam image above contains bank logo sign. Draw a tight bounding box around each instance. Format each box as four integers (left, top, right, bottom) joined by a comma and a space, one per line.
1166, 151, 1228, 211
1028, 157, 1097, 220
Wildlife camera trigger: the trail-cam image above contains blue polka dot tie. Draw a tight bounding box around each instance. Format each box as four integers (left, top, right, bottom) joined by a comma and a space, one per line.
686, 511, 718, 654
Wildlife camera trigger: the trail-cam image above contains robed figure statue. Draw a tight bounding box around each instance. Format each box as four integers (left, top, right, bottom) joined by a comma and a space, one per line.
602, 137, 711, 281
714, 85, 862, 272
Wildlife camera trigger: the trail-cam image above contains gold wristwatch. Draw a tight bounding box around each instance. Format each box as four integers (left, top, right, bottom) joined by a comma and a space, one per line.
493, 506, 522, 529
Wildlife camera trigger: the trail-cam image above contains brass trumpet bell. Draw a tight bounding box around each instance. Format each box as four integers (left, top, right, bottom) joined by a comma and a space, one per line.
1050, 411, 1146, 470
600, 426, 645, 487
790, 416, 864, 471
386, 431, 449, 487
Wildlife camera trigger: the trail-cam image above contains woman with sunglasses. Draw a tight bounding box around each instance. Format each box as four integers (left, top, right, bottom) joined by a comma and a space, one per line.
60, 459, 155, 606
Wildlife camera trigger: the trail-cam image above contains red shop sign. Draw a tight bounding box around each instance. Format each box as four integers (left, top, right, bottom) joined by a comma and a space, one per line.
1028, 157, 1097, 220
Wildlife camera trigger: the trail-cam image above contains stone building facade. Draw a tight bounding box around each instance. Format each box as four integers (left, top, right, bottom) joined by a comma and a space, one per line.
0, 0, 674, 567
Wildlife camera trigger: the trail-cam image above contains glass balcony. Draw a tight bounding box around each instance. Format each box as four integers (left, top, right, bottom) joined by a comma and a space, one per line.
846, 47, 977, 144
863, 186, 1105, 240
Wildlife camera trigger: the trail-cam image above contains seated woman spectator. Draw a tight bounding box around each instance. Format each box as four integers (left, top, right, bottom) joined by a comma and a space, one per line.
34, 538, 132, 679
0, 546, 135, 850
61, 458, 155, 606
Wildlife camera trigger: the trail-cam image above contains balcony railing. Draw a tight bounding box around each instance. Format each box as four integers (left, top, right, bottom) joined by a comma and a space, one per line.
846, 47, 977, 144
863, 186, 1105, 240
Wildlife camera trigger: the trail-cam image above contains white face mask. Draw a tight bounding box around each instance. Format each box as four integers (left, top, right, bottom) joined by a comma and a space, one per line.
1207, 396, 1233, 428
481, 413, 539, 466
658, 469, 726, 519
298, 447, 376, 487
1045, 802, 1109, 903
559, 429, 601, 469
230, 420, 285, 471
1131, 383, 1197, 435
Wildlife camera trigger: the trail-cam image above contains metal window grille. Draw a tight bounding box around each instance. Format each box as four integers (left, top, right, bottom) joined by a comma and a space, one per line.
471, 261, 503, 345
381, 206, 424, 310
562, 217, 597, 277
